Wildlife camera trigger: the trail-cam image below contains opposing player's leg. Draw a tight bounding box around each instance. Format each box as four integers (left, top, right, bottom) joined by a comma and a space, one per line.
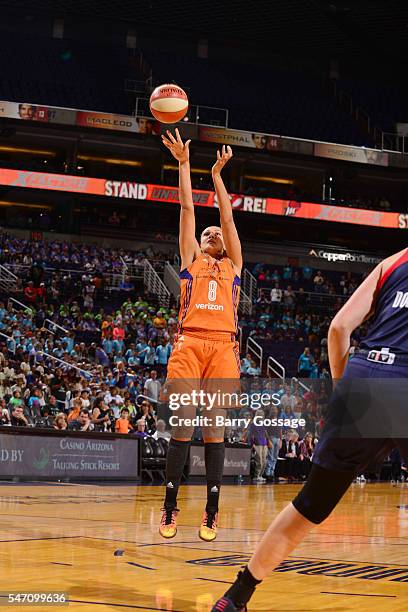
212, 371, 392, 611
159, 335, 202, 538
211, 463, 355, 611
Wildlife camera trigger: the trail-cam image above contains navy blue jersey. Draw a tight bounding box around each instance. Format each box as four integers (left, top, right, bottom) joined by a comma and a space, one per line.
360, 250, 408, 354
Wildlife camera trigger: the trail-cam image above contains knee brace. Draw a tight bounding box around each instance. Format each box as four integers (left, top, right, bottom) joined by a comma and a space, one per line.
292, 463, 354, 524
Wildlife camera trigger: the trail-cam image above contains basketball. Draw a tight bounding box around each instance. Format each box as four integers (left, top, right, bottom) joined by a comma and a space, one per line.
149, 83, 189, 123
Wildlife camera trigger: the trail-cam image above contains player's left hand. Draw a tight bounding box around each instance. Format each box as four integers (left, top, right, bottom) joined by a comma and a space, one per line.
212, 145, 233, 175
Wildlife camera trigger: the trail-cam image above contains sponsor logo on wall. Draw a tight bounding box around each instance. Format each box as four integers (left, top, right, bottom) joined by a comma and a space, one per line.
309, 249, 382, 265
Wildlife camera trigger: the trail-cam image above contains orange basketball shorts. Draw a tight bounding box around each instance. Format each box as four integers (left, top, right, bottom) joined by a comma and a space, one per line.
166, 330, 241, 381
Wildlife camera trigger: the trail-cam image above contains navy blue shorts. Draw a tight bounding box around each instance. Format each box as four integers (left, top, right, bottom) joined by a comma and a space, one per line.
313, 354, 408, 473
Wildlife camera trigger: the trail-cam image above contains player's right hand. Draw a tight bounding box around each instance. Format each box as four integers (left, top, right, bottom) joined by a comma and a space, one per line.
161, 128, 191, 164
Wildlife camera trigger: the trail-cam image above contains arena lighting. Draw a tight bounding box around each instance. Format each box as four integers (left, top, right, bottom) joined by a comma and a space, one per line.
0, 200, 52, 209
77, 155, 142, 167
244, 174, 294, 185
0, 145, 56, 156
164, 163, 211, 174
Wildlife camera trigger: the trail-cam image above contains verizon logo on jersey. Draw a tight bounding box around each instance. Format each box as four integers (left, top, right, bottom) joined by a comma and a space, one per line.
392, 291, 408, 308
195, 303, 224, 311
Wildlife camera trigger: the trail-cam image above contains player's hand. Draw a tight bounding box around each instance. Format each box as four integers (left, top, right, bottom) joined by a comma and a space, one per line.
212, 145, 233, 175
161, 128, 191, 164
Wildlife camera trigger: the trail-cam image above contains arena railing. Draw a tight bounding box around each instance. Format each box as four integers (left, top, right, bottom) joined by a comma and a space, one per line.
143, 260, 170, 307
246, 336, 263, 372
237, 326, 243, 350
242, 269, 257, 303
267, 355, 286, 381
44, 319, 69, 336
3, 262, 146, 280
38, 351, 93, 378
0, 264, 18, 294
8, 297, 33, 314
239, 291, 252, 315
164, 261, 181, 306
0, 331, 16, 354
256, 287, 347, 309
291, 376, 310, 394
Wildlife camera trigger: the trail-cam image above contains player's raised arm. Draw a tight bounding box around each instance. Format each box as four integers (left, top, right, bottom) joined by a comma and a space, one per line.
328, 261, 383, 379
211, 146, 243, 276
161, 128, 200, 269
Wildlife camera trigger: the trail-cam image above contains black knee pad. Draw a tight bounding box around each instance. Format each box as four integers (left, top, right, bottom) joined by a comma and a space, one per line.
292, 463, 354, 524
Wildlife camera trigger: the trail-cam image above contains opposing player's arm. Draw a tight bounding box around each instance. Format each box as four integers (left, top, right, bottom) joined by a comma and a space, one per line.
328, 261, 383, 379
211, 146, 243, 276
161, 129, 200, 269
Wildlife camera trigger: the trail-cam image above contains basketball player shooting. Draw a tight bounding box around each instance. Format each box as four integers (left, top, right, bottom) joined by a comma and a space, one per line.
159, 129, 242, 542
212, 247, 408, 610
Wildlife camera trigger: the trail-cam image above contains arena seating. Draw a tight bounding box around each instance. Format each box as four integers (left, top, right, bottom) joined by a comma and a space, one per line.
144, 50, 371, 145
0, 30, 137, 114
0, 26, 373, 146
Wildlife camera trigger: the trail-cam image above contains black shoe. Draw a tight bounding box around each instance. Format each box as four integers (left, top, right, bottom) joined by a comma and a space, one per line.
211, 596, 247, 611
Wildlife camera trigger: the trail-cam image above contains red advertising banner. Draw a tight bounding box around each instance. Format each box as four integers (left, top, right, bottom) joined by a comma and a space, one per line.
0, 168, 406, 229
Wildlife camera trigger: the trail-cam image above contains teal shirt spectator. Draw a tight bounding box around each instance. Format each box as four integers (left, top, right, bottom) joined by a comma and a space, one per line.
62, 335, 74, 353
302, 266, 313, 279
283, 266, 292, 280
309, 363, 319, 378
156, 343, 171, 365
298, 351, 313, 376
103, 338, 113, 354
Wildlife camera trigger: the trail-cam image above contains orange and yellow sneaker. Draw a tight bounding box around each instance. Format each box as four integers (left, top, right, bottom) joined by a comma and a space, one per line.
159, 507, 179, 539
199, 511, 218, 542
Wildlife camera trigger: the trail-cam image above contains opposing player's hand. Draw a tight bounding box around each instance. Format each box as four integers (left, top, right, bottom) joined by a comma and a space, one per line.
161, 128, 191, 164
212, 145, 233, 175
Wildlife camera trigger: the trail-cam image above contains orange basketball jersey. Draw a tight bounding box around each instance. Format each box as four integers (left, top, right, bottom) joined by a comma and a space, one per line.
178, 253, 240, 335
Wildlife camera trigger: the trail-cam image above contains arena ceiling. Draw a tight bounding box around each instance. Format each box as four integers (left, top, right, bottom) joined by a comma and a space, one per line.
0, 0, 407, 56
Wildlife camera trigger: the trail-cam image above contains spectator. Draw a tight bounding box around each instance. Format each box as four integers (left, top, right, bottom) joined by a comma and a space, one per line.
0, 406, 11, 425
119, 276, 135, 293
270, 285, 282, 303
67, 398, 83, 422
282, 265, 292, 280
53, 413, 67, 430
42, 395, 59, 417
313, 270, 324, 291
298, 347, 313, 378
244, 410, 269, 483
299, 432, 315, 478
240, 353, 252, 375
134, 418, 148, 438
155, 339, 172, 375
302, 265, 313, 280
264, 405, 282, 482
115, 407, 134, 434
24, 281, 37, 305
144, 370, 161, 404
67, 408, 93, 432
92, 398, 111, 432
279, 429, 301, 481
153, 311, 167, 330
10, 405, 29, 427
280, 385, 297, 413
246, 358, 261, 377
155, 419, 171, 441
135, 400, 157, 435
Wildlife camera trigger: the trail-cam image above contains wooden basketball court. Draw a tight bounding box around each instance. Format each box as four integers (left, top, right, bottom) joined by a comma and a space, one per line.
0, 482, 407, 611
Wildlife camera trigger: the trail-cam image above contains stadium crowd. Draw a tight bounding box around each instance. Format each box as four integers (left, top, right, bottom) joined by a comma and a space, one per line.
0, 232, 393, 482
